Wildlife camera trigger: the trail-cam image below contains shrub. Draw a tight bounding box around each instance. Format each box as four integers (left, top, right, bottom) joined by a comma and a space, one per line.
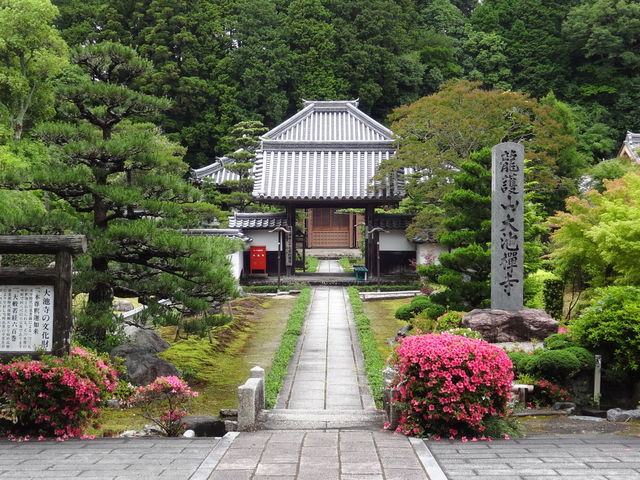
530, 379, 571, 406
131, 376, 199, 437
570, 286, 640, 372
508, 351, 533, 374
543, 333, 575, 350
434, 311, 464, 331
528, 349, 581, 381
390, 334, 514, 439
563, 346, 595, 370
395, 296, 445, 321
0, 347, 119, 438
543, 279, 564, 320
524, 270, 558, 309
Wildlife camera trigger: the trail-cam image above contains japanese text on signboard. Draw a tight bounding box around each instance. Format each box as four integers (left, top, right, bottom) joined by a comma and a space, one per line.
0, 285, 54, 352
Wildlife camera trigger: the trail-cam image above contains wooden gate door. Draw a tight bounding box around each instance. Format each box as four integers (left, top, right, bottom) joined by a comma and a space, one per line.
308, 208, 352, 248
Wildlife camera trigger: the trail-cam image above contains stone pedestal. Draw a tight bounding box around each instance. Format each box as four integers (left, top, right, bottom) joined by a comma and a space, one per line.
462, 308, 557, 342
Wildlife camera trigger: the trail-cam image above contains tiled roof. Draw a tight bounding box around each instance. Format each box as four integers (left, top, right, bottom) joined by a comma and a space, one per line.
181, 228, 251, 242
228, 212, 288, 229
253, 149, 402, 201
264, 100, 393, 142
191, 157, 248, 183
373, 214, 414, 230
619, 131, 640, 162
254, 100, 403, 202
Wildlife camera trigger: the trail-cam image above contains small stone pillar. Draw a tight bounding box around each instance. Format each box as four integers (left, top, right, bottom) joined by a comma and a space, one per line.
238, 366, 265, 431
383, 366, 400, 430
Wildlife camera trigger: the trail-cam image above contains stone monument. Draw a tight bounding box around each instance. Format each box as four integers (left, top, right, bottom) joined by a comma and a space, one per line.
462, 143, 557, 342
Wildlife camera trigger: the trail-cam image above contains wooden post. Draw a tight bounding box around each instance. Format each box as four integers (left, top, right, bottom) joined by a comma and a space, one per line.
286, 206, 296, 276
365, 205, 375, 272
53, 250, 73, 356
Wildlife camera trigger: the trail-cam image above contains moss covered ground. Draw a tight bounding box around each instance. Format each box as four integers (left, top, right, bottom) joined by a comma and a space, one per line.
362, 297, 411, 362
92, 295, 296, 434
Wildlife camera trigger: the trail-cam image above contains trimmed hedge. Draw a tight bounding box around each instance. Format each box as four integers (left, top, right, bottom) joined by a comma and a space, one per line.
264, 288, 311, 408
346, 287, 385, 406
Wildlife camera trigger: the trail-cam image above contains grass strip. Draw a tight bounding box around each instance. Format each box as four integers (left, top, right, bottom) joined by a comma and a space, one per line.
346, 286, 386, 407
305, 256, 319, 273
264, 287, 312, 408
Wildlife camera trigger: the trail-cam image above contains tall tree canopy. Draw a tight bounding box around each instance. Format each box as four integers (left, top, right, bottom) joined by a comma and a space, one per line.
381, 80, 582, 229
0, 0, 68, 140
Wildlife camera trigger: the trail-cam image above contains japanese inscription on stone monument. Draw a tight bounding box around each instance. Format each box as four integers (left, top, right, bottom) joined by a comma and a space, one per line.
0, 285, 54, 352
491, 142, 524, 310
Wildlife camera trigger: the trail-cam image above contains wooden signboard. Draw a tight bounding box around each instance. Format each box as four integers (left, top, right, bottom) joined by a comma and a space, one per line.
0, 235, 86, 358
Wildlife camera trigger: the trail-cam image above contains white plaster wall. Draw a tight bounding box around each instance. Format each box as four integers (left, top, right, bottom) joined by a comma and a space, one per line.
379, 230, 414, 252
416, 243, 448, 265
243, 230, 280, 250
228, 251, 243, 280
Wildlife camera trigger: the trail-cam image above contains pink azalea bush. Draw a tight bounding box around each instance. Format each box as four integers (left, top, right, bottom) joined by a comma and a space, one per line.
131, 376, 198, 437
390, 334, 515, 439
0, 347, 119, 439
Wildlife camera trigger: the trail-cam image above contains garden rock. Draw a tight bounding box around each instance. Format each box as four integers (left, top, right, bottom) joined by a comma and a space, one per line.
553, 402, 576, 413
462, 308, 558, 342
107, 398, 121, 409
114, 300, 135, 312
396, 324, 413, 338
123, 326, 170, 353
182, 415, 226, 437
607, 408, 640, 422
183, 430, 196, 438
110, 343, 179, 386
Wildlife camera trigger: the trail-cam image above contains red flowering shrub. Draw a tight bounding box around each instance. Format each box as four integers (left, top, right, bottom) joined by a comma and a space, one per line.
131, 376, 198, 437
390, 334, 514, 439
0, 347, 119, 439
531, 379, 571, 406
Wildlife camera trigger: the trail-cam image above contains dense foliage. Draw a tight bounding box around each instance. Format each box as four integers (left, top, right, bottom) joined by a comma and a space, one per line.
33, 0, 638, 167
570, 286, 640, 372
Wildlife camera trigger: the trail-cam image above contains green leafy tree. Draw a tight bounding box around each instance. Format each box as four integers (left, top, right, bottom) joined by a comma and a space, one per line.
562, 0, 640, 136
3, 42, 239, 320
549, 172, 640, 290
0, 0, 68, 140
229, 0, 295, 125
284, 0, 348, 103
470, 0, 579, 97
382, 80, 582, 223
54, 0, 238, 166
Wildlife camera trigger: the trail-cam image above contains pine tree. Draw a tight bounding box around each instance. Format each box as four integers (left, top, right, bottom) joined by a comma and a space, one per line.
12, 42, 238, 320
204, 120, 268, 212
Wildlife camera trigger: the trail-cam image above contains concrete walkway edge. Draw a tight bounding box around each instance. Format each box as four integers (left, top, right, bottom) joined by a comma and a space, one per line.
409, 437, 448, 480
189, 432, 239, 480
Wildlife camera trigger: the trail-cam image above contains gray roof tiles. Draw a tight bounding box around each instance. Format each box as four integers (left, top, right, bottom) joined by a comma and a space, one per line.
228, 212, 288, 229
193, 100, 404, 202
621, 131, 640, 162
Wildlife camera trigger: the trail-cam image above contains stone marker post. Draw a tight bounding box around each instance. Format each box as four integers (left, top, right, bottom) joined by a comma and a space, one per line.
491, 142, 524, 310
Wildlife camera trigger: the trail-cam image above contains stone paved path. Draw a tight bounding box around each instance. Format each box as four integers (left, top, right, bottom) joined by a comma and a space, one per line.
0, 437, 224, 480
316, 259, 346, 274
275, 285, 374, 411
426, 434, 640, 480
209, 431, 429, 480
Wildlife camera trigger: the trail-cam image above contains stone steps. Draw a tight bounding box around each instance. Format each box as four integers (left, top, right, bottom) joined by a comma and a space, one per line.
257, 408, 387, 430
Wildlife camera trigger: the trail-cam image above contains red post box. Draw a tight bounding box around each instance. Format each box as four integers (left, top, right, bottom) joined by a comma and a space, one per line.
249, 246, 267, 274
